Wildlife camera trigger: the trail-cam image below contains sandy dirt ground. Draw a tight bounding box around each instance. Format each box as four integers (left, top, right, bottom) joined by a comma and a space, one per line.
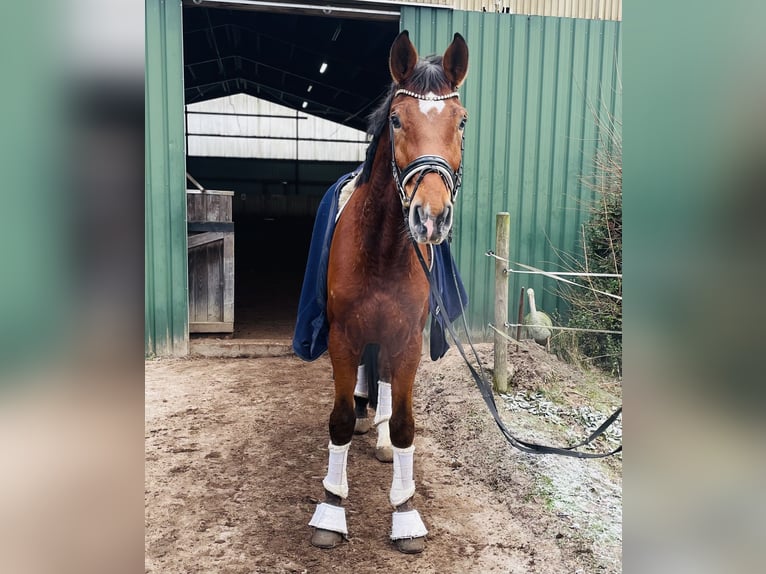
145, 342, 622, 573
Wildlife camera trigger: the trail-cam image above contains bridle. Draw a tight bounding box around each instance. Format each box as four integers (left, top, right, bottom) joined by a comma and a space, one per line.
389, 89, 465, 211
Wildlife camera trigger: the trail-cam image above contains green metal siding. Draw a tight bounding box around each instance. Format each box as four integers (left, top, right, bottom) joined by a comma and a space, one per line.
145, 0, 188, 356
401, 7, 622, 334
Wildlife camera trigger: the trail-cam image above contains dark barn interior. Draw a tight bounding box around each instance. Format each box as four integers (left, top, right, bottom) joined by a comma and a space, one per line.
182, 4, 399, 338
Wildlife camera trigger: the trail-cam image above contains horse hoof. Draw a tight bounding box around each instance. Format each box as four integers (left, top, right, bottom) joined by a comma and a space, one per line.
310, 528, 343, 549
395, 536, 426, 554
375, 446, 393, 463
354, 417, 372, 435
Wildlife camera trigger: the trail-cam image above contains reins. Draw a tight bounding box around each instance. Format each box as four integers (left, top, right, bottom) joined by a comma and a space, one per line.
389, 88, 622, 457
410, 236, 623, 459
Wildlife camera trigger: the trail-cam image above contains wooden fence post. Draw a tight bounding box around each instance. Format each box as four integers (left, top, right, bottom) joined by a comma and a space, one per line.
494, 212, 510, 393
516, 287, 526, 352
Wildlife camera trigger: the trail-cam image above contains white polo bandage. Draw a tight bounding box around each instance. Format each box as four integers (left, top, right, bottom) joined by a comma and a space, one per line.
376, 420, 391, 450
309, 503, 348, 535
354, 365, 368, 398
389, 444, 416, 506
391, 509, 428, 540
322, 441, 350, 499
373, 381, 392, 425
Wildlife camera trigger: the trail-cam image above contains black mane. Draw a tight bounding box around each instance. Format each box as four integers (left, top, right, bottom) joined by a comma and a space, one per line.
358, 55, 451, 185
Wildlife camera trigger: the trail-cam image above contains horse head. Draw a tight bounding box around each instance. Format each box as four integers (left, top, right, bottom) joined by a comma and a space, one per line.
388, 31, 469, 244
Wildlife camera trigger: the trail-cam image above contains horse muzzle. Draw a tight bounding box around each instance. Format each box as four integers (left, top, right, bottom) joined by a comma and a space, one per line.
409, 201, 453, 244
395, 155, 460, 244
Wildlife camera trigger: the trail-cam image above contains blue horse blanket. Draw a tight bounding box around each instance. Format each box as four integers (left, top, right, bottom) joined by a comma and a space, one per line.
292, 169, 468, 362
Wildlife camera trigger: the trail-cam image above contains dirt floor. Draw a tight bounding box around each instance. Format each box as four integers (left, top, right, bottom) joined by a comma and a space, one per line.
145, 341, 622, 573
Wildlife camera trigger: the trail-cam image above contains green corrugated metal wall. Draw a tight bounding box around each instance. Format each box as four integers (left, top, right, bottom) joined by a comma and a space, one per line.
401, 7, 622, 334
145, 0, 189, 356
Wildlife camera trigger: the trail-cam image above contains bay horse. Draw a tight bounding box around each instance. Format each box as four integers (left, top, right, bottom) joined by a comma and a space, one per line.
308, 31, 469, 553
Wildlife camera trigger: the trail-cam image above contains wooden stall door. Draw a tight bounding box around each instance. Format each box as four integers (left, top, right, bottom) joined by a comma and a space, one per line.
187, 190, 235, 333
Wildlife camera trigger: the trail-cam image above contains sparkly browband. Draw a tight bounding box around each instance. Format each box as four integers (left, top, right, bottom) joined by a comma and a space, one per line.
393, 89, 460, 101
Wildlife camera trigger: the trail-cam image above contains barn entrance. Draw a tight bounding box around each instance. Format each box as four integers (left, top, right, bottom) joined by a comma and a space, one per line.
185, 152, 359, 340
181, 2, 399, 342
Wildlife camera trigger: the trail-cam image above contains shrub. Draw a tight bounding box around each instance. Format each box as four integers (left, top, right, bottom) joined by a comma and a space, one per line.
557, 116, 622, 375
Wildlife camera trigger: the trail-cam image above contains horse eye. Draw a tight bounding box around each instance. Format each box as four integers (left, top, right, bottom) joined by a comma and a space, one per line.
459, 116, 467, 130
390, 114, 402, 129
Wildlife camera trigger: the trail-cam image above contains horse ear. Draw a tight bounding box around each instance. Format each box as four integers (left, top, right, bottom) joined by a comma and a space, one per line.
442, 33, 469, 88
389, 30, 418, 84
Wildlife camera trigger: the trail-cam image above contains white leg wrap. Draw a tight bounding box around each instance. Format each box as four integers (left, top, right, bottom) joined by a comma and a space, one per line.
391, 509, 428, 540
354, 365, 368, 398
309, 503, 348, 535
376, 420, 391, 449
389, 445, 416, 507
322, 441, 350, 499
373, 381, 392, 425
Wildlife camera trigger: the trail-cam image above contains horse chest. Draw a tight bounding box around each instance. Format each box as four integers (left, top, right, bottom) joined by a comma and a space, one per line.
330, 276, 425, 311
328, 269, 428, 333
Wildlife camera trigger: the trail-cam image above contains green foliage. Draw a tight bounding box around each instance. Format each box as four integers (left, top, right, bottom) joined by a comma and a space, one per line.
557, 117, 622, 375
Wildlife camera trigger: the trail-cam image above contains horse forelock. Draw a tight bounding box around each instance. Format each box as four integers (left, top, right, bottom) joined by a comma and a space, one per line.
406, 55, 451, 95
359, 55, 451, 185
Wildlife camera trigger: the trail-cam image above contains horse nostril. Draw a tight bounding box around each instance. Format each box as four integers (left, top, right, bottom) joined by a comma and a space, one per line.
416, 205, 426, 224
437, 205, 452, 229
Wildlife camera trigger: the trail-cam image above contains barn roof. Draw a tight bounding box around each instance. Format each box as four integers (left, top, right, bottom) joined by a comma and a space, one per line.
183, 4, 401, 132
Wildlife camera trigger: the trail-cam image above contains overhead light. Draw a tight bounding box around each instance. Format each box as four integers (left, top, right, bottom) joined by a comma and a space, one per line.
331, 23, 341, 42
319, 62, 328, 74
301, 101, 308, 109
307, 84, 313, 92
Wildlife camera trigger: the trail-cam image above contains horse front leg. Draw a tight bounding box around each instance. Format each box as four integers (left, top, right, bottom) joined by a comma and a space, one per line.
387, 345, 428, 554
309, 328, 358, 549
